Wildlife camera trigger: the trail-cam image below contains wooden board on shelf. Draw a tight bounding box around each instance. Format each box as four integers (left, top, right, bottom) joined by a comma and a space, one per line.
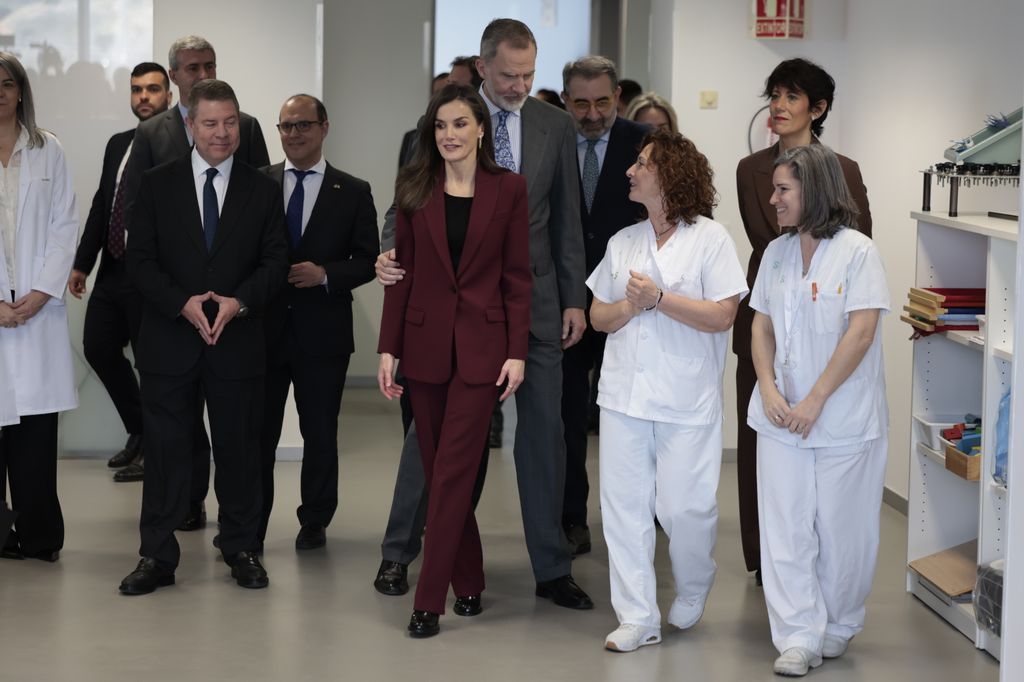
908, 540, 978, 598
901, 314, 935, 332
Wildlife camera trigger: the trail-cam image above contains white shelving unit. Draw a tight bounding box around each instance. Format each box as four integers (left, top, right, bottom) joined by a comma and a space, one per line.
906, 211, 1017, 663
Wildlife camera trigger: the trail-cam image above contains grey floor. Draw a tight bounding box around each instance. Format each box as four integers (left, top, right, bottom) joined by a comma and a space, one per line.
0, 388, 1001, 682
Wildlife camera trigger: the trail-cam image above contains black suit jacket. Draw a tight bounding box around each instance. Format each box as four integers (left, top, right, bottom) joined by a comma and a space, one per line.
72, 128, 134, 279
122, 106, 270, 223
126, 156, 289, 379
262, 162, 380, 358
579, 117, 647, 275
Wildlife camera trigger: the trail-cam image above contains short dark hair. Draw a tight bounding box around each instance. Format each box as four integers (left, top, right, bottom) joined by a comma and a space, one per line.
762, 58, 835, 137
774, 144, 859, 238
187, 79, 239, 120
284, 93, 328, 123
131, 62, 169, 89
618, 79, 642, 106
561, 55, 618, 93
451, 55, 483, 88
480, 19, 536, 62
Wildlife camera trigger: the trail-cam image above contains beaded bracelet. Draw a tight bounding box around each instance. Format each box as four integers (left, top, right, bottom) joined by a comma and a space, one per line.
643, 288, 663, 311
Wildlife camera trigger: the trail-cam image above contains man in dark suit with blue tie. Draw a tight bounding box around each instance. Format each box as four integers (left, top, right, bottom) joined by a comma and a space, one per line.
118, 79, 288, 594
558, 56, 646, 556
259, 95, 379, 550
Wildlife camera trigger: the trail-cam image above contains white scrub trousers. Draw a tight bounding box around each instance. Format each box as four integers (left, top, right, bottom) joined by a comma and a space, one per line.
600, 408, 722, 628
756, 434, 888, 653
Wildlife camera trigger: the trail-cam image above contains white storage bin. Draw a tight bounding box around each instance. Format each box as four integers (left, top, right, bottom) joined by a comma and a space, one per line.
913, 413, 964, 450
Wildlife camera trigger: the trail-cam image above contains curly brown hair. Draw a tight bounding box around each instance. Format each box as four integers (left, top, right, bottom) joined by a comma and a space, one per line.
639, 130, 717, 224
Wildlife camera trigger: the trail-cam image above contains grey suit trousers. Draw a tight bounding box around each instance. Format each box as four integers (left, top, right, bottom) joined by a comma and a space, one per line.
380, 333, 572, 583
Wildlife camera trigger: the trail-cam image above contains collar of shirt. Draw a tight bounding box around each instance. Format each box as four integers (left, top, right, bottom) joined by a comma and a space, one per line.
284, 157, 326, 175
191, 148, 233, 222
479, 86, 522, 170
282, 157, 327, 235
575, 128, 611, 175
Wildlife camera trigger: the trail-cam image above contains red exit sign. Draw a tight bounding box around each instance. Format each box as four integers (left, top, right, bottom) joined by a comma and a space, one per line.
753, 0, 806, 39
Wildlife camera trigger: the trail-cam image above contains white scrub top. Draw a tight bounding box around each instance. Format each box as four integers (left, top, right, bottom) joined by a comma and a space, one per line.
747, 227, 889, 448
587, 216, 748, 425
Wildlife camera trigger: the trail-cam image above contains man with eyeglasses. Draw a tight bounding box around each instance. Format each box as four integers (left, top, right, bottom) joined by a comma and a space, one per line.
258, 95, 379, 551
559, 56, 646, 557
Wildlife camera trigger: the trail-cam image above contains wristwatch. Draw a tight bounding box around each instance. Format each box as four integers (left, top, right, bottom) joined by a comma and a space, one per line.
236, 299, 250, 318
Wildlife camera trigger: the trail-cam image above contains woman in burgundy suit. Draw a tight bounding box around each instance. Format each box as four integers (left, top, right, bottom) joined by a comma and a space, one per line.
377, 84, 531, 638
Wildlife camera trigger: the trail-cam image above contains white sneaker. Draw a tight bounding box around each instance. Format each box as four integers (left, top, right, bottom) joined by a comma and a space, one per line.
822, 634, 850, 659
604, 623, 662, 652
773, 647, 823, 677
667, 597, 705, 630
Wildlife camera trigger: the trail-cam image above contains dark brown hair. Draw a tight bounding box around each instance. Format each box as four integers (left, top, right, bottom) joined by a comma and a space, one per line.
639, 129, 717, 224
395, 83, 505, 212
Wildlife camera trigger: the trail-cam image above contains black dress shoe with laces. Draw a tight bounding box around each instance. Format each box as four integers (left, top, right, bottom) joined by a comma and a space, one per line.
295, 523, 326, 550
453, 595, 482, 617
535, 575, 594, 610
374, 559, 409, 595
119, 557, 175, 595
407, 610, 440, 637
113, 457, 144, 482
226, 551, 269, 589
177, 502, 206, 531
107, 434, 143, 468
565, 523, 592, 557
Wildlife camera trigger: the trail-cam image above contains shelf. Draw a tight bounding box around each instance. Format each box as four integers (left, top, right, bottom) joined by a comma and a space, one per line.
908, 573, 978, 643
918, 442, 946, 466
912, 211, 1019, 242
941, 329, 985, 351
994, 345, 1013, 362
990, 480, 1008, 496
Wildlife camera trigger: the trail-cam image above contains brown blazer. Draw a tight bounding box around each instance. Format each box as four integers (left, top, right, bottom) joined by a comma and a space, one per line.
733, 141, 872, 357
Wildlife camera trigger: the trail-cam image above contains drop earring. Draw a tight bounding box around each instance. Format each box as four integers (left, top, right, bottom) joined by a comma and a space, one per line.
478, 136, 482, 149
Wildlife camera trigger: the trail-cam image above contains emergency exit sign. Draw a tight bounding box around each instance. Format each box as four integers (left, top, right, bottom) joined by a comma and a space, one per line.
753, 0, 805, 39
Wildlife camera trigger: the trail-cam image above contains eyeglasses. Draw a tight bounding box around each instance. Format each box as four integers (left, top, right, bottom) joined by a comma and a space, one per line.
276, 120, 323, 134
571, 99, 614, 115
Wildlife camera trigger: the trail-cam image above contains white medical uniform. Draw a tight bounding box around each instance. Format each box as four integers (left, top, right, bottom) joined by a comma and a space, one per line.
588, 216, 747, 628
747, 227, 889, 654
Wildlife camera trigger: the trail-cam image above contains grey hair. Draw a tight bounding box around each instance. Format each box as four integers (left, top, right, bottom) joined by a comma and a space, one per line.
562, 55, 618, 93
168, 35, 215, 70
625, 91, 679, 135
774, 144, 859, 238
187, 79, 239, 121
479, 19, 536, 62
0, 52, 45, 148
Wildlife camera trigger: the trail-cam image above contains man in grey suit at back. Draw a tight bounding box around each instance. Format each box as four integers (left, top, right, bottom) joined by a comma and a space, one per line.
373, 18, 592, 609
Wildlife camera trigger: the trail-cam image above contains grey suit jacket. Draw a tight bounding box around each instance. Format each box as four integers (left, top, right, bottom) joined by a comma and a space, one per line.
382, 97, 584, 342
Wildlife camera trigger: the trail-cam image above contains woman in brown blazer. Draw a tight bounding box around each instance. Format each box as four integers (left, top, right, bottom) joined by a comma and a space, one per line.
734, 58, 872, 584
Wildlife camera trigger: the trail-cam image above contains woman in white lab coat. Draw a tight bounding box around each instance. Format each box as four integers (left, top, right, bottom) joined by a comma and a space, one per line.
588, 130, 748, 652
748, 144, 888, 676
0, 53, 79, 562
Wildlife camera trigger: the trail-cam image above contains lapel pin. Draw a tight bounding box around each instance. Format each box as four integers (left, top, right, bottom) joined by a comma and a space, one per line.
333, 183, 341, 189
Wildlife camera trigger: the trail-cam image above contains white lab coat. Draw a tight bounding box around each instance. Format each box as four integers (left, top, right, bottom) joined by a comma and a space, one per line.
0, 131, 79, 419
588, 216, 747, 628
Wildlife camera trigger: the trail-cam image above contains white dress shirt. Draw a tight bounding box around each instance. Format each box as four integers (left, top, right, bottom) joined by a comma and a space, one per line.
283, 156, 326, 235
190, 149, 233, 229
480, 87, 522, 171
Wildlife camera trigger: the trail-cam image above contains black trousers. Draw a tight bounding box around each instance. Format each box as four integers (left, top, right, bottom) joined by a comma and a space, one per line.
139, 363, 262, 568
0, 413, 63, 555
735, 353, 760, 573
258, 322, 351, 541
560, 324, 605, 528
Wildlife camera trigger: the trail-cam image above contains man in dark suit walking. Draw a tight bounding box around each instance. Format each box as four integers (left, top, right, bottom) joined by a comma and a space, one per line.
119, 35, 271, 529
374, 19, 592, 610
259, 94, 378, 550
118, 79, 288, 594
558, 56, 646, 556
68, 62, 173, 481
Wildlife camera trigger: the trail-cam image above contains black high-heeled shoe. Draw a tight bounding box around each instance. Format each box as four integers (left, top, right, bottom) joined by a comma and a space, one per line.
453, 595, 482, 616
407, 610, 440, 638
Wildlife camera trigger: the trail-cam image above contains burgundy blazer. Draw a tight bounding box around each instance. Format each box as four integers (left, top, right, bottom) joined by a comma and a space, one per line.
378, 167, 531, 385
733, 141, 872, 358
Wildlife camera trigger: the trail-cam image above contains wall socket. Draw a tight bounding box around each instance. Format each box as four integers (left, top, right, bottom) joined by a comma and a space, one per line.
700, 90, 719, 110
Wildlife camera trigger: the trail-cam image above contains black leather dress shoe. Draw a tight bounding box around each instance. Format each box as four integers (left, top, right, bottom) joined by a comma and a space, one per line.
565, 524, 592, 557
407, 610, 440, 637
295, 523, 326, 550
177, 502, 206, 531
119, 557, 175, 595
1, 542, 23, 560
107, 434, 143, 468
113, 458, 144, 483
374, 559, 409, 596
227, 551, 269, 589
453, 595, 482, 617
535, 575, 594, 610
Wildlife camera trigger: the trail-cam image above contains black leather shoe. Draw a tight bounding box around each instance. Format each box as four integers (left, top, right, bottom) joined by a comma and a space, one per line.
407, 610, 440, 637
565, 524, 592, 557
374, 559, 409, 596
535, 575, 594, 610
107, 434, 143, 468
27, 548, 60, 562
1, 542, 23, 560
113, 458, 144, 483
177, 502, 206, 531
227, 551, 269, 589
119, 557, 175, 595
453, 595, 482, 617
295, 523, 326, 550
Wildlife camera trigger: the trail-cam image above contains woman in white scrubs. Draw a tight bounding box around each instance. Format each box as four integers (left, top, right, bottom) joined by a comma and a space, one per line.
588, 131, 747, 652
748, 144, 888, 676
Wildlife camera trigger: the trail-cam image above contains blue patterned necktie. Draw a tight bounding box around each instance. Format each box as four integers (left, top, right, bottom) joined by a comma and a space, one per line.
203, 167, 219, 250
287, 169, 314, 247
582, 139, 599, 213
493, 110, 516, 171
